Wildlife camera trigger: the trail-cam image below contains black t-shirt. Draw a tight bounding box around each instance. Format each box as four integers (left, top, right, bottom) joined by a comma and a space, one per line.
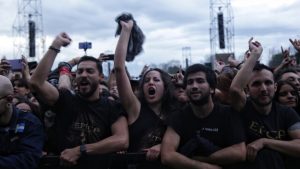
240, 100, 300, 169
242, 100, 300, 143
128, 104, 167, 152
52, 89, 124, 152
170, 103, 245, 152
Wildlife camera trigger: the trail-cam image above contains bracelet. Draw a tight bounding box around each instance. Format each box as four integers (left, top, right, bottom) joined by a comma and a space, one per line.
80, 144, 87, 156
49, 46, 60, 53
236, 61, 244, 70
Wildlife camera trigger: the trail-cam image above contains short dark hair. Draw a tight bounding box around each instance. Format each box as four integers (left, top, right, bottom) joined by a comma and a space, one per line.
253, 63, 273, 73
12, 78, 29, 89
183, 64, 217, 90
274, 66, 298, 82
78, 56, 103, 74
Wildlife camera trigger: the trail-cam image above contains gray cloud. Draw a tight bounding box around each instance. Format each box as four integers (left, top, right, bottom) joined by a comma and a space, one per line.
1, 0, 300, 75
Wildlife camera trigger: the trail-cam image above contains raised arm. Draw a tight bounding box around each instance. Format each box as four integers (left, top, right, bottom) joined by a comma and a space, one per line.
58, 57, 80, 91
29, 32, 72, 106
229, 37, 263, 112
114, 20, 141, 124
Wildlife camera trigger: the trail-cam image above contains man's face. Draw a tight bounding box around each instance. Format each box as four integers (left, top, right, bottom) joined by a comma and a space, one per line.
280, 72, 300, 92
185, 71, 213, 106
0, 94, 13, 115
76, 61, 100, 98
248, 69, 275, 107
174, 84, 189, 103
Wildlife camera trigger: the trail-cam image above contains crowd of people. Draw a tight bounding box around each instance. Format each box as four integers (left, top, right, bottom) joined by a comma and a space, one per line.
0, 18, 300, 169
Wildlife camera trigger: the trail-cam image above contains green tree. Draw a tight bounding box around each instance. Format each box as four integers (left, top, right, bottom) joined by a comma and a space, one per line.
268, 53, 283, 69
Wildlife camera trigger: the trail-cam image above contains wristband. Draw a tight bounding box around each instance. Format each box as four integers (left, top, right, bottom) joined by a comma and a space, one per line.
49, 46, 60, 53
80, 144, 87, 156
236, 61, 244, 70
59, 67, 71, 76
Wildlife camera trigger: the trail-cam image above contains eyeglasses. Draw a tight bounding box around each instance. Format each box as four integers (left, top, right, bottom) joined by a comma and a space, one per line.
278, 91, 297, 97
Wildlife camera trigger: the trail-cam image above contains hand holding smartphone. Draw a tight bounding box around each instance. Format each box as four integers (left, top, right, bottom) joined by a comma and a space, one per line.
99, 54, 114, 61
7, 59, 23, 71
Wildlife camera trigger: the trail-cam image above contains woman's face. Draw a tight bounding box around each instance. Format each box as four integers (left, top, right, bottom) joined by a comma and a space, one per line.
278, 84, 298, 108
142, 70, 165, 104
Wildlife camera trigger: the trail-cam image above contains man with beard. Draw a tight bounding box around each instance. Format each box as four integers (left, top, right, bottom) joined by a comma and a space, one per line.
161, 63, 246, 169
29, 32, 129, 169
230, 38, 300, 169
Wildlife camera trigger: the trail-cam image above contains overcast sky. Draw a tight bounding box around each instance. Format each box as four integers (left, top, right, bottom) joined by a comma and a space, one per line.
0, 0, 299, 76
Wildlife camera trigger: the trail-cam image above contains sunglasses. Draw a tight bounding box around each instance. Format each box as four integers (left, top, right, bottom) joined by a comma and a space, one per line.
0, 95, 13, 101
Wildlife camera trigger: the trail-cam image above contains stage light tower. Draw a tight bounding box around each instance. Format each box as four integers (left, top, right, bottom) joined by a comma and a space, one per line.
182, 46, 192, 69
209, 0, 235, 67
12, 0, 44, 61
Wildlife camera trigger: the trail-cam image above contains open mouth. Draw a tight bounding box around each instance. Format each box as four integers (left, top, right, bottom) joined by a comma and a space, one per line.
79, 80, 90, 86
148, 87, 156, 95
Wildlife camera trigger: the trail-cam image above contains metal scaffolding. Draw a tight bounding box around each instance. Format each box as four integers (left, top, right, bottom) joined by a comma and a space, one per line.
209, 0, 235, 66
182, 46, 192, 69
12, 0, 44, 61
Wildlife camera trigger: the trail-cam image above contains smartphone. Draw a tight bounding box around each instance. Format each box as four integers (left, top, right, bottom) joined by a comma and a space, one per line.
28, 61, 37, 70
7, 59, 23, 71
102, 54, 115, 61
78, 42, 92, 50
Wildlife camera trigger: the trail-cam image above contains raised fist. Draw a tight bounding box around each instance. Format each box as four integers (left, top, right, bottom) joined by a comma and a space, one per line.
120, 20, 134, 32
248, 37, 263, 58
52, 32, 72, 48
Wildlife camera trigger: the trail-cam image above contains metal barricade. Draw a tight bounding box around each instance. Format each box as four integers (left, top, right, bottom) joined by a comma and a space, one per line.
39, 152, 149, 169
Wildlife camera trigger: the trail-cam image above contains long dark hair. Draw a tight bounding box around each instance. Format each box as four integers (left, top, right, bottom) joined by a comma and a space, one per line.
138, 68, 176, 119
274, 80, 300, 113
